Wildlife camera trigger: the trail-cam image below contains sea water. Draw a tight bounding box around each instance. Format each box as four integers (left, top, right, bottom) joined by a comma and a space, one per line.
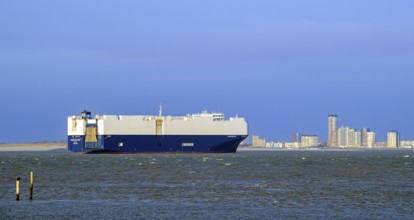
0, 150, 413, 219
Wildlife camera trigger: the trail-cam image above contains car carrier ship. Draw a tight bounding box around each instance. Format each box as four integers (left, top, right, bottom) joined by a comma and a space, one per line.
67, 107, 248, 153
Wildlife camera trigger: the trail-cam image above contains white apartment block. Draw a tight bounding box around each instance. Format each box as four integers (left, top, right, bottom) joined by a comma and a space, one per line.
252, 135, 266, 147
367, 131, 376, 148
387, 131, 400, 148
301, 135, 319, 147
338, 126, 349, 147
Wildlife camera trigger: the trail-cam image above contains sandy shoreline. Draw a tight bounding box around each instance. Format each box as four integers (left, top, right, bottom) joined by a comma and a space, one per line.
0, 143, 411, 152
0, 142, 67, 151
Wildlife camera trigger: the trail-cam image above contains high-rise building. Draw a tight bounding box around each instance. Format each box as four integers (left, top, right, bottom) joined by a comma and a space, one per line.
337, 127, 360, 148
354, 130, 362, 147
348, 128, 356, 147
367, 131, 376, 148
387, 131, 400, 148
338, 126, 349, 147
361, 128, 370, 147
328, 114, 338, 147
292, 132, 301, 143
301, 135, 319, 148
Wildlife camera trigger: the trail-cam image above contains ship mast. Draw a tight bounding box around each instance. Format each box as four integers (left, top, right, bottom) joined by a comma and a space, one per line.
158, 104, 163, 118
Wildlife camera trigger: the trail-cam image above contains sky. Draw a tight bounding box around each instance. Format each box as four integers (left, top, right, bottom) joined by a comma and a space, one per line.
1, 1, 414, 143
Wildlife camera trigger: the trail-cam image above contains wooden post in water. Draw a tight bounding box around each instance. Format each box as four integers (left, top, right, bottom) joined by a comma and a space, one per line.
16, 177, 20, 201
29, 171, 34, 200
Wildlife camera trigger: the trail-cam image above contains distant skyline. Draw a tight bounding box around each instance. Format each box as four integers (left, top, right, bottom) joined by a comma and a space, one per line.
255, 113, 407, 144
1, 1, 414, 142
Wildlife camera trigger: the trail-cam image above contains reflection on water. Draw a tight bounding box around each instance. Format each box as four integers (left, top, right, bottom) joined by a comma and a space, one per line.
1, 150, 413, 219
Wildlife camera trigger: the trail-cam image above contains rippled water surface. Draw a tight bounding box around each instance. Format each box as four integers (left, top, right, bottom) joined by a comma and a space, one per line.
1, 150, 413, 219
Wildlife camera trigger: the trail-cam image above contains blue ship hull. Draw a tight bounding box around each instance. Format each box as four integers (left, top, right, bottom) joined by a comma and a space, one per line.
68, 135, 247, 153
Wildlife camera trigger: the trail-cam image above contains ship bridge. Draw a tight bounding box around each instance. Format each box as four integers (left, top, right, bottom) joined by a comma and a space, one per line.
192, 111, 225, 121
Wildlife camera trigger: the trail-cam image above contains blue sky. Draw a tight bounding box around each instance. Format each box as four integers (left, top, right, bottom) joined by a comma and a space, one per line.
1, 1, 414, 143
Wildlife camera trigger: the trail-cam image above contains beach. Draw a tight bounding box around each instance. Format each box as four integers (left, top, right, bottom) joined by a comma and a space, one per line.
0, 142, 67, 151
0, 143, 411, 152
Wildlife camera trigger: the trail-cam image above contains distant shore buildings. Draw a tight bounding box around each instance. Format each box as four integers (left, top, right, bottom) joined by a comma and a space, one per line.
252, 135, 266, 148
387, 131, 400, 148
301, 135, 318, 148
322, 115, 411, 149
325, 115, 410, 149
328, 114, 338, 147
249, 114, 413, 149
251, 134, 321, 149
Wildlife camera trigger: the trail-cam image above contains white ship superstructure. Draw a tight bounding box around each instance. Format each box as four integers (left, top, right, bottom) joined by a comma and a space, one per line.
68, 108, 248, 153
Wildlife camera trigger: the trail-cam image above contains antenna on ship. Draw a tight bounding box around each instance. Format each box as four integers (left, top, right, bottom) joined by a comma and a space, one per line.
158, 104, 163, 118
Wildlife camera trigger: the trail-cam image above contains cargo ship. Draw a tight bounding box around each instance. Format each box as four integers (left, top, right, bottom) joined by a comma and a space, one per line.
67, 107, 248, 153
